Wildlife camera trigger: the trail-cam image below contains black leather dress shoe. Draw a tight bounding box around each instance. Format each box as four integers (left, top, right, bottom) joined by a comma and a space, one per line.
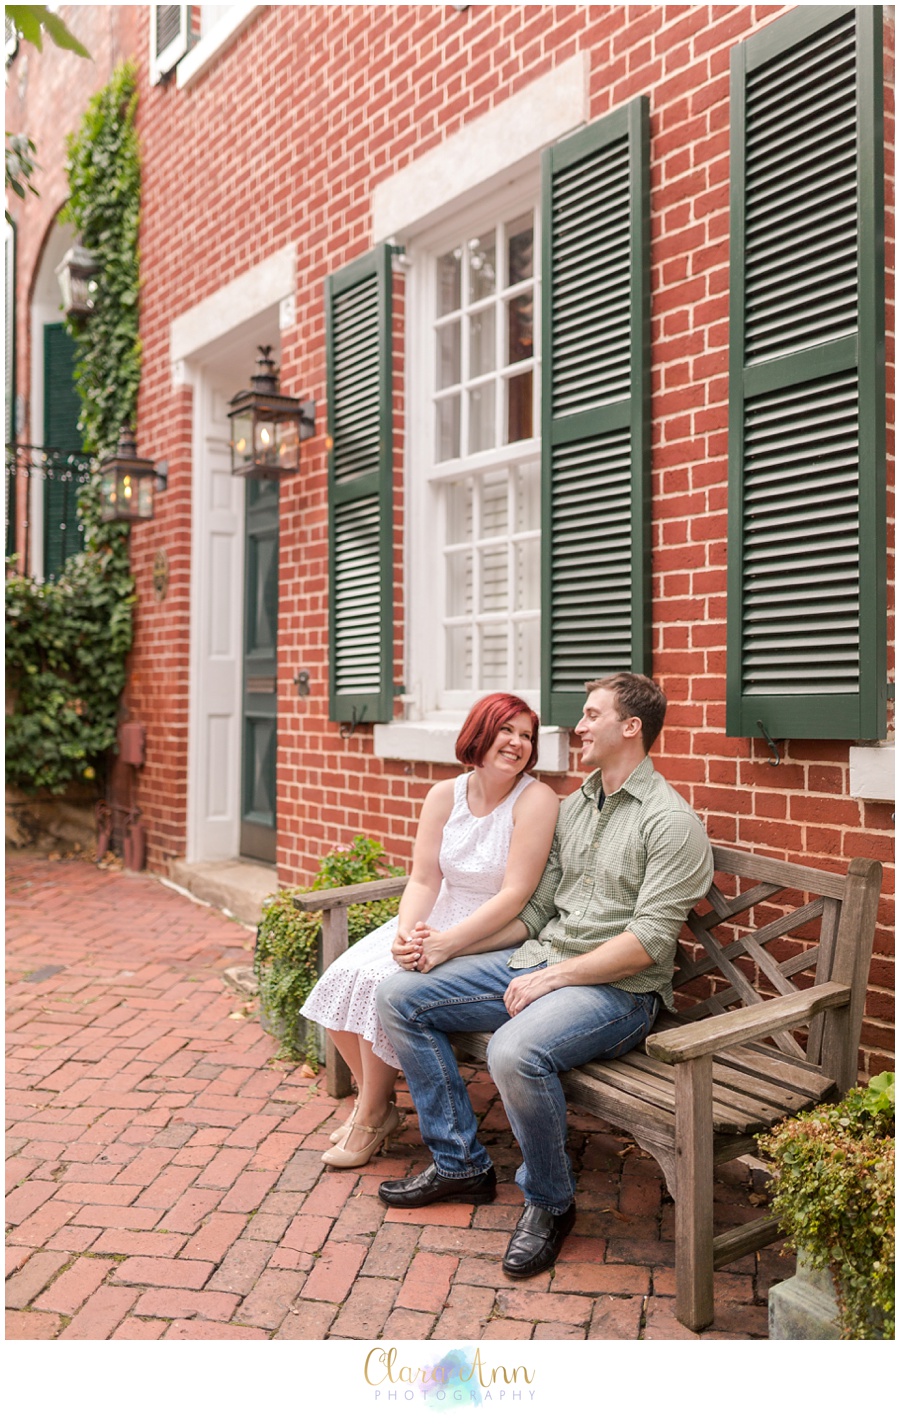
378, 1161, 497, 1208
502, 1202, 576, 1278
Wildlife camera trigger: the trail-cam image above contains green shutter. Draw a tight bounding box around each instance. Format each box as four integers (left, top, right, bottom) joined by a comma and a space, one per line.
726, 5, 886, 740
42, 322, 85, 578
325, 244, 394, 724
540, 95, 651, 729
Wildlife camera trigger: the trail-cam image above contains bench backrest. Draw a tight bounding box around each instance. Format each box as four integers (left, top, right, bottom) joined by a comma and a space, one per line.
671, 847, 882, 1094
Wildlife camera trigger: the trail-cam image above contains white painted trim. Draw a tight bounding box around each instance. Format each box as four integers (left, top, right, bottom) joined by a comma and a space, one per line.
374, 720, 570, 775
176, 3, 266, 90
169, 243, 295, 366
849, 743, 895, 801
371, 51, 590, 243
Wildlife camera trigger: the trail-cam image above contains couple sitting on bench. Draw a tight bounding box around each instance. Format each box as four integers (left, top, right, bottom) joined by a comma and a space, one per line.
302, 672, 713, 1279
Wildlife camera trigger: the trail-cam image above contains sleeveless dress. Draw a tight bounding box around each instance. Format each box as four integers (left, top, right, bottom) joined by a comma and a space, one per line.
301, 772, 534, 1068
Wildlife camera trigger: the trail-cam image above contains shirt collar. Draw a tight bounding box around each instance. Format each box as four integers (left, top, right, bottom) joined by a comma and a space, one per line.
580, 757, 655, 805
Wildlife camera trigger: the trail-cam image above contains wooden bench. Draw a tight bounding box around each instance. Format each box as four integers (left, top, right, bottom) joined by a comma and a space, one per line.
294, 846, 882, 1332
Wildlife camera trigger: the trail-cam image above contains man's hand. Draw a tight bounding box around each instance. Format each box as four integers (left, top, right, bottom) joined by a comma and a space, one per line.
503, 964, 560, 1016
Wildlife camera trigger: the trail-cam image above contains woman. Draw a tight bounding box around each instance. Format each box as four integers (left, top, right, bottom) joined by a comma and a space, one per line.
302, 693, 559, 1169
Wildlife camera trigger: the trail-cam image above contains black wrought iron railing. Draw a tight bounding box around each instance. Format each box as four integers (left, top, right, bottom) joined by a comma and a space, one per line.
5, 443, 95, 576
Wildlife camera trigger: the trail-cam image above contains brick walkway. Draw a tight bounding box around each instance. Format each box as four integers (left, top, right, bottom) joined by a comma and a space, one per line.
6, 852, 792, 1340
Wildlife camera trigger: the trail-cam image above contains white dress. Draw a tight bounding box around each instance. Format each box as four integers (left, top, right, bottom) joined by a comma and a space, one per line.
301, 772, 534, 1068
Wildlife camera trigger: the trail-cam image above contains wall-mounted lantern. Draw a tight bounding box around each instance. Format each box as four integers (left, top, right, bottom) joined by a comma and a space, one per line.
55, 243, 100, 323
227, 346, 315, 479
99, 427, 168, 523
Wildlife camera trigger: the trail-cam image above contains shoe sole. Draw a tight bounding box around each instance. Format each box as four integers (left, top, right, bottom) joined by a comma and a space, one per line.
378, 1186, 497, 1208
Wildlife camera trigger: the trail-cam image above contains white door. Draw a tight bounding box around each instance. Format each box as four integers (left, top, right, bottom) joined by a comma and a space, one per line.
187, 371, 245, 861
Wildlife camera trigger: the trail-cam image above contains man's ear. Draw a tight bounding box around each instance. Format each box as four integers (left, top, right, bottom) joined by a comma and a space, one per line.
622, 716, 643, 742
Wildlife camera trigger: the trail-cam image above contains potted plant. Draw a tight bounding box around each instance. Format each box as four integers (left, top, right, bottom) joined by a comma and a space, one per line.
759, 1072, 895, 1340
254, 835, 403, 1066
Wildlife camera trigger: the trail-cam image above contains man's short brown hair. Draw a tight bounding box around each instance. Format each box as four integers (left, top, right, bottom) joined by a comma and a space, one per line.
584, 673, 667, 753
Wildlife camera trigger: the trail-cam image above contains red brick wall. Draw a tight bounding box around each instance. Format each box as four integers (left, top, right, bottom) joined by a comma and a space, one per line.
7, 5, 894, 1074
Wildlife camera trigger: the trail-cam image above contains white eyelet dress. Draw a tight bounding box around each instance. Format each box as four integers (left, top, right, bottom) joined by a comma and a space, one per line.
301, 771, 534, 1068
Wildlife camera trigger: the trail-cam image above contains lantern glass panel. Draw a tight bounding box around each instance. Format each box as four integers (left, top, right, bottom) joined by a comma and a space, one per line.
255, 417, 276, 462
276, 417, 299, 470
100, 473, 117, 521
137, 475, 155, 519
231, 413, 253, 472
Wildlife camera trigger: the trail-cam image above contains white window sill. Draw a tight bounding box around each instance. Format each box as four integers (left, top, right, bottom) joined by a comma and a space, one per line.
374, 720, 571, 774
177, 3, 265, 90
849, 743, 895, 802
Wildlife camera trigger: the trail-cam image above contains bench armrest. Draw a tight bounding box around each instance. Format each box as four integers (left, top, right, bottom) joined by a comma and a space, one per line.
292, 876, 409, 913
645, 981, 851, 1064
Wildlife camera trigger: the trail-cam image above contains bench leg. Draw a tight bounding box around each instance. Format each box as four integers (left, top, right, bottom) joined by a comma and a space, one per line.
674, 1057, 715, 1332
321, 907, 353, 1100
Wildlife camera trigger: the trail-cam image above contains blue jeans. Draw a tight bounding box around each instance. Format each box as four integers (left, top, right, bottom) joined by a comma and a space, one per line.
375, 949, 659, 1214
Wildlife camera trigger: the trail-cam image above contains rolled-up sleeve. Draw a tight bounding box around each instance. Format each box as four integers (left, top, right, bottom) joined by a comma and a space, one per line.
625, 811, 714, 965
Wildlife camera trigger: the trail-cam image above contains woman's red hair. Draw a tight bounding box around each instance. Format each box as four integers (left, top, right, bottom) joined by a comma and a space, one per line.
455, 693, 540, 773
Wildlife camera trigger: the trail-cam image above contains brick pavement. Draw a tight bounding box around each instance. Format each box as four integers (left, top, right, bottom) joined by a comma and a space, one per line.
6, 852, 792, 1340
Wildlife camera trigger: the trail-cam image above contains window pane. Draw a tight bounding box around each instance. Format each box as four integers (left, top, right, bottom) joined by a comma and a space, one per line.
436, 394, 460, 462
468, 385, 495, 453
514, 538, 539, 611
468, 231, 496, 302
508, 293, 534, 364
480, 545, 508, 612
446, 478, 473, 543
480, 478, 508, 537
470, 307, 496, 377
507, 214, 534, 284
437, 321, 461, 389
514, 619, 540, 688
480, 625, 508, 687
446, 549, 473, 616
437, 248, 461, 316
507, 370, 533, 443
447, 625, 473, 690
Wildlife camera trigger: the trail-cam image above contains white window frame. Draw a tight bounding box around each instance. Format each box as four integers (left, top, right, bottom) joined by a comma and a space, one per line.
407, 178, 541, 719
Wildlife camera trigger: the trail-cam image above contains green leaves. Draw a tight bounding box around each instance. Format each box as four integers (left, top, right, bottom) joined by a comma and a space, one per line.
5, 549, 135, 792
60, 61, 140, 457
758, 1075, 895, 1340
5, 131, 40, 198
6, 6, 91, 56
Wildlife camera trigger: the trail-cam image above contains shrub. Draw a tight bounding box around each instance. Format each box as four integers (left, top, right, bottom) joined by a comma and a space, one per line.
254, 836, 405, 1066
758, 1072, 895, 1340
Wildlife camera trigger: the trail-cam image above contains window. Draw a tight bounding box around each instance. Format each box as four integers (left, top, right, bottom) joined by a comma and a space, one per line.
149, 5, 190, 84
413, 195, 541, 714
327, 95, 651, 747
726, 4, 886, 741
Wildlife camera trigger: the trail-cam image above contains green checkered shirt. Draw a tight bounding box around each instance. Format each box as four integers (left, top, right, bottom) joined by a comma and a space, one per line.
510, 758, 714, 1010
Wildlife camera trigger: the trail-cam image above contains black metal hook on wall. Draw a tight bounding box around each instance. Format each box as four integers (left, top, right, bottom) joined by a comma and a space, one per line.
340, 704, 367, 739
756, 720, 784, 767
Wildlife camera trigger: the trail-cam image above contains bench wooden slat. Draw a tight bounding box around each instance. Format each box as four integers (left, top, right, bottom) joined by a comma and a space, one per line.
574, 1055, 807, 1135
293, 875, 409, 912
712, 846, 849, 898
635, 1049, 821, 1118
713, 1216, 783, 1269
714, 1043, 835, 1096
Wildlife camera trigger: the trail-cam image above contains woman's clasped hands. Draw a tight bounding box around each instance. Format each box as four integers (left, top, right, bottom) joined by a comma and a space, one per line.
391, 922, 454, 974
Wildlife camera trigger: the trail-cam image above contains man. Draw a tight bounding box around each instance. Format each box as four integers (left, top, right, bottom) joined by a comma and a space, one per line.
375, 673, 714, 1278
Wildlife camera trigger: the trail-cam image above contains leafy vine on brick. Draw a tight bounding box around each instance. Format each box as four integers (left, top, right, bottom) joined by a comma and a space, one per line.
5, 61, 140, 796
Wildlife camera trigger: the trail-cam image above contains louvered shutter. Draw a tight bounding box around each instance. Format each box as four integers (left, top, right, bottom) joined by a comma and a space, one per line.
540, 96, 651, 728
726, 5, 886, 740
150, 6, 189, 83
325, 245, 394, 725
42, 323, 84, 578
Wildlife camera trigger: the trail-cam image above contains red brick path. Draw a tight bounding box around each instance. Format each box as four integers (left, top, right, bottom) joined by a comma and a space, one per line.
6, 853, 791, 1340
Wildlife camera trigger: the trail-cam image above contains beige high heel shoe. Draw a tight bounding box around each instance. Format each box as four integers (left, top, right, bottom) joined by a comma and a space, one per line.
321, 1102, 401, 1168
329, 1101, 358, 1144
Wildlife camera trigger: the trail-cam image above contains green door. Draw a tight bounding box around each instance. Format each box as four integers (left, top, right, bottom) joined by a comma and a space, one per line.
240, 477, 279, 862
42, 323, 84, 577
